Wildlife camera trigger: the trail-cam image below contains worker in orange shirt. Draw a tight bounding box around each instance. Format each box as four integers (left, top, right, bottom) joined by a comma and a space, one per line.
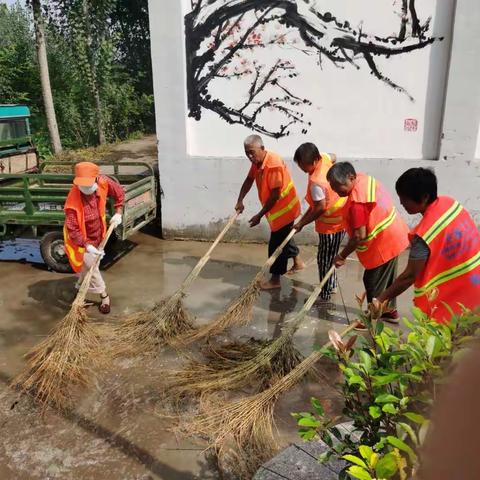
375, 168, 480, 323
235, 135, 304, 290
292, 143, 347, 305
64, 162, 124, 314
327, 162, 409, 328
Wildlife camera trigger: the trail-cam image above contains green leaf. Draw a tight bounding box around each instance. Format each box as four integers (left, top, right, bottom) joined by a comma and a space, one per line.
348, 375, 366, 388
359, 350, 372, 371
321, 432, 333, 448
382, 403, 398, 415
372, 373, 400, 386
426, 335, 442, 359
411, 306, 426, 321
403, 412, 426, 425
310, 397, 324, 416
375, 438, 387, 451
319, 450, 332, 464
369, 405, 382, 419
375, 452, 398, 479
375, 394, 400, 404
299, 428, 317, 441
298, 417, 321, 428
342, 454, 368, 469
375, 320, 385, 335
398, 422, 418, 446
386, 436, 418, 462
359, 445, 374, 462
400, 396, 410, 408
411, 364, 425, 373
348, 466, 373, 480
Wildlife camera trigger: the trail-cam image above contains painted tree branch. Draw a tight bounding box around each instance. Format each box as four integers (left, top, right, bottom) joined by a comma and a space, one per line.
185, 0, 439, 137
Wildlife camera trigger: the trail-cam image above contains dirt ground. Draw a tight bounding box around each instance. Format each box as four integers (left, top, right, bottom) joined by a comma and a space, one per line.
0, 228, 412, 480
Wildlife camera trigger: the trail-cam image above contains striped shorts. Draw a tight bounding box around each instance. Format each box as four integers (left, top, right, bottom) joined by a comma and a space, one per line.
317, 231, 346, 300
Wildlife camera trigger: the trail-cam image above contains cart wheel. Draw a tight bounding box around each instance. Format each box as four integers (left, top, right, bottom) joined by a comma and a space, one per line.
40, 231, 73, 273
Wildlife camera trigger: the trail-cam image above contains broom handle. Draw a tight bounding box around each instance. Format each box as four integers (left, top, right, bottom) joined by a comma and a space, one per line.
284, 265, 336, 335
256, 228, 297, 279
181, 212, 239, 291
74, 222, 116, 306
269, 320, 361, 396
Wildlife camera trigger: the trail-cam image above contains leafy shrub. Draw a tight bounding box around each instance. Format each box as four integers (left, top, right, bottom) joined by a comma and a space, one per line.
292, 302, 480, 480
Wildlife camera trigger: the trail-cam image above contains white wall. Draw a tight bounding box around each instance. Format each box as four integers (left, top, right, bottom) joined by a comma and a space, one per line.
149, 0, 480, 243
181, 0, 453, 159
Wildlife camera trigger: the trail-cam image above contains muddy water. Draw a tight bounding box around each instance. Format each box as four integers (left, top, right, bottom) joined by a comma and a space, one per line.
0, 233, 411, 479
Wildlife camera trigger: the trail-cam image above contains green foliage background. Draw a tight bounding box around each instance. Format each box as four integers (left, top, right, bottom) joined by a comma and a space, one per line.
0, 1, 154, 155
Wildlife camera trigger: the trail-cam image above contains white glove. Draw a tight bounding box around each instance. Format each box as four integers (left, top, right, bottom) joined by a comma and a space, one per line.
86, 244, 105, 259
110, 213, 122, 227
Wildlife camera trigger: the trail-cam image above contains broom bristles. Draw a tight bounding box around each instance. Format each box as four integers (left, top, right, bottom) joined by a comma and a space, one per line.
113, 292, 195, 356
12, 305, 105, 410
178, 323, 360, 464
172, 280, 260, 347
165, 332, 295, 396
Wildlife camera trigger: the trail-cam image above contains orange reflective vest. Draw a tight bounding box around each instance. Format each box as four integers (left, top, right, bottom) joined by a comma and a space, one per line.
411, 196, 480, 323
63, 177, 108, 272
252, 151, 300, 232
305, 153, 346, 234
346, 173, 409, 269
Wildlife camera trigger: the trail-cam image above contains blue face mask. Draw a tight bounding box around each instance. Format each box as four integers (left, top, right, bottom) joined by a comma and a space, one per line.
79, 183, 98, 195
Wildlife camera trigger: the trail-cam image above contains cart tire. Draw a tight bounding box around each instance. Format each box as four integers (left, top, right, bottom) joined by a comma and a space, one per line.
40, 231, 73, 273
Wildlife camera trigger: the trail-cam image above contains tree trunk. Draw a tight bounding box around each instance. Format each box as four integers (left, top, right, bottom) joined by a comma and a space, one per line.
31, 0, 62, 154
82, 0, 106, 145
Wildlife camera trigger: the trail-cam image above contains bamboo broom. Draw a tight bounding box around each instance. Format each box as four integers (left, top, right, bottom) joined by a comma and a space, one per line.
12, 222, 116, 411
177, 320, 360, 474
115, 212, 239, 354
166, 266, 337, 396
173, 228, 298, 347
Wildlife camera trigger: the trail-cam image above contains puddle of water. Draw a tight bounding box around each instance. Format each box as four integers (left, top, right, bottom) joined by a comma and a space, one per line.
0, 238, 44, 264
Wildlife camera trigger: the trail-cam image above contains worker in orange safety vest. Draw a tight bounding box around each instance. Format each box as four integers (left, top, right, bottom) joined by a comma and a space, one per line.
292, 142, 347, 305
375, 167, 480, 323
64, 162, 124, 314
327, 162, 410, 329
235, 134, 304, 290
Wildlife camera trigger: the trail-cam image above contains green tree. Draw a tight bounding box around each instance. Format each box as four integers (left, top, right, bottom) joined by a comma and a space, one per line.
30, 0, 63, 153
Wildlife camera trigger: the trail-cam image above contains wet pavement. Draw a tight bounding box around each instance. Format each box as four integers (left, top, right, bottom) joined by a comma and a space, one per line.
0, 232, 411, 479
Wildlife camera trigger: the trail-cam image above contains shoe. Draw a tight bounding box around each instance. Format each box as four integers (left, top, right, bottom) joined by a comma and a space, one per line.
99, 294, 111, 314
380, 310, 399, 324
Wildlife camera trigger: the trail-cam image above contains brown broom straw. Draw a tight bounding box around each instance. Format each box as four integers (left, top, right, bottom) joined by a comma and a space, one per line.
178, 320, 360, 457
166, 266, 336, 395
12, 223, 116, 410
173, 228, 298, 346
115, 212, 239, 353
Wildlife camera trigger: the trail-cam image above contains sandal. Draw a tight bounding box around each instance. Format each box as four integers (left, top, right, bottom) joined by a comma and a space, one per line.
99, 294, 110, 314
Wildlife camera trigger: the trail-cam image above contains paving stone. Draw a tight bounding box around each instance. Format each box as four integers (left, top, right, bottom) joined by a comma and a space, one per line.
254, 422, 355, 480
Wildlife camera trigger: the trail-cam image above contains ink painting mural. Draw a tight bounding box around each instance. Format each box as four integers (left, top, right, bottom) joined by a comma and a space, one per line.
182, 0, 453, 158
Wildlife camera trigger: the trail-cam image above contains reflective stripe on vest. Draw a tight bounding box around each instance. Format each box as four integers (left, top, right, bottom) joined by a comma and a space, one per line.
63, 225, 85, 270
414, 250, 480, 297
422, 201, 463, 245
280, 180, 295, 199
318, 196, 347, 225
267, 195, 300, 222
367, 176, 376, 203
356, 207, 397, 252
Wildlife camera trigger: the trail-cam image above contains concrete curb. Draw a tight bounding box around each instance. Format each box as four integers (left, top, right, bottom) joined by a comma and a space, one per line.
254, 422, 359, 480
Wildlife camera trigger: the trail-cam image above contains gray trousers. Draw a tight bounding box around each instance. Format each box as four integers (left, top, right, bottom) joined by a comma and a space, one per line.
363, 256, 398, 309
